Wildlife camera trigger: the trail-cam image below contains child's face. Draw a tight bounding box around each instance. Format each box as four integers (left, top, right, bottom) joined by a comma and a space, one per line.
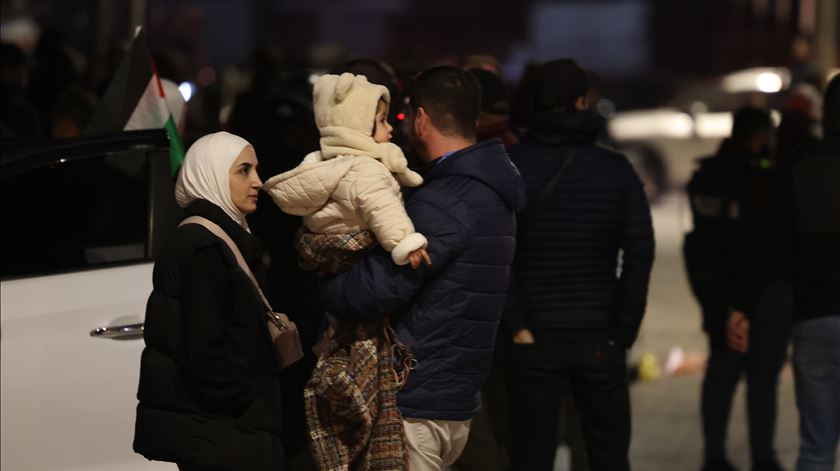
372, 100, 394, 143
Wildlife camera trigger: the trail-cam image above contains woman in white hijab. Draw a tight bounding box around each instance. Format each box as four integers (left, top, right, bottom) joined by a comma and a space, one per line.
134, 132, 286, 471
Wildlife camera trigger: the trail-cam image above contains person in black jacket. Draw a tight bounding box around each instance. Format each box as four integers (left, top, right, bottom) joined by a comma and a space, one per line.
730, 75, 840, 471
685, 106, 791, 471
134, 131, 285, 471
316, 66, 526, 471
504, 59, 655, 471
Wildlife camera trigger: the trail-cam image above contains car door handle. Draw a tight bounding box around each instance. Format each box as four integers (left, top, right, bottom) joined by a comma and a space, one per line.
90, 323, 144, 340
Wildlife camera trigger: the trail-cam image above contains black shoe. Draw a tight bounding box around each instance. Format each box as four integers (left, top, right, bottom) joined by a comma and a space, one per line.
751, 460, 786, 471
702, 457, 739, 471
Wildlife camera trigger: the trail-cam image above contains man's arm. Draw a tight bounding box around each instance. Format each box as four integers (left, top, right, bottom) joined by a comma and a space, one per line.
615, 169, 655, 347
317, 191, 468, 321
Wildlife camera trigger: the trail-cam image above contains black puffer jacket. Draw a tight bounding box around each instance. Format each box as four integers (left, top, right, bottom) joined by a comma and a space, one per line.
506, 111, 655, 347
134, 199, 284, 470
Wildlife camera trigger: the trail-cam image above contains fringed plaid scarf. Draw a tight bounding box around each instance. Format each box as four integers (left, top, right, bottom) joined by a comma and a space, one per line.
295, 228, 377, 274
305, 320, 412, 471
298, 230, 413, 471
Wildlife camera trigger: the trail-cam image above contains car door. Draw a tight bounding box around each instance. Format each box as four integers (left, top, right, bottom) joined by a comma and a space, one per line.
1, 134, 177, 471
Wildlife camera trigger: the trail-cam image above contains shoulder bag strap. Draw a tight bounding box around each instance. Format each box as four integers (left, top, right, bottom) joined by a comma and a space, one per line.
179, 216, 273, 312
537, 152, 577, 206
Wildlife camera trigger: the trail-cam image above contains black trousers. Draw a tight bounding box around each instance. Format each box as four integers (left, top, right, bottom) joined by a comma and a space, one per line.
700, 279, 793, 464
507, 329, 631, 471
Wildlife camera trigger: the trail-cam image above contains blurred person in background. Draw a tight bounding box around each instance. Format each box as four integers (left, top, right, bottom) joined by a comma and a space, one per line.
508, 62, 541, 136
684, 106, 792, 471
730, 75, 840, 471
26, 29, 82, 136
505, 58, 654, 471
470, 68, 518, 150
1, 41, 40, 138
775, 83, 821, 166
50, 84, 97, 138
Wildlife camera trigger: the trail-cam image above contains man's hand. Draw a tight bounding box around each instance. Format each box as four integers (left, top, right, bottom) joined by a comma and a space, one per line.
727, 310, 750, 353
512, 328, 535, 345
407, 247, 432, 269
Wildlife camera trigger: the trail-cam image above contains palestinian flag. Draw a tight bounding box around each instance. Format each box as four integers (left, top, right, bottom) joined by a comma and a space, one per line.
85, 29, 185, 175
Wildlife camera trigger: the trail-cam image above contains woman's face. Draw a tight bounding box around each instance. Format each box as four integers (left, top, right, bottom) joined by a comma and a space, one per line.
229, 146, 262, 215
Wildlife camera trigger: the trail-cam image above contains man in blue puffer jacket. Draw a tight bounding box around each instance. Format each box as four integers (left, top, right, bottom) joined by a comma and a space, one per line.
317, 65, 526, 471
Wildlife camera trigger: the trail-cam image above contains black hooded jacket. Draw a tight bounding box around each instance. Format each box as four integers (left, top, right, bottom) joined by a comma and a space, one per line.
507, 111, 655, 347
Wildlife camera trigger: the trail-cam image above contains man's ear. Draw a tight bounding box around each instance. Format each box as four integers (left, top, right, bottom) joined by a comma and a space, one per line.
414, 107, 428, 136
575, 96, 588, 111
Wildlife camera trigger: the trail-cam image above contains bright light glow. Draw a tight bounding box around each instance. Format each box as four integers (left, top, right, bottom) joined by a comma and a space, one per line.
756, 72, 783, 93
722, 67, 791, 93
308, 73, 321, 85
770, 110, 781, 127
694, 112, 733, 138
178, 82, 195, 102
608, 110, 694, 140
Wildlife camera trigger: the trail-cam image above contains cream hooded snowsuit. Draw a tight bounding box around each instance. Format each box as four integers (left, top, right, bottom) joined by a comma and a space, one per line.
264, 73, 427, 266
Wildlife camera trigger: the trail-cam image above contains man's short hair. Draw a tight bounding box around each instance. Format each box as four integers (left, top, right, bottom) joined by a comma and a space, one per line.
409, 66, 481, 139
731, 106, 773, 141
534, 59, 588, 112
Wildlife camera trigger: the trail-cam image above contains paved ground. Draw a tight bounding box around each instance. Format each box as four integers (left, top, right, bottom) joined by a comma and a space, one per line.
624, 193, 800, 471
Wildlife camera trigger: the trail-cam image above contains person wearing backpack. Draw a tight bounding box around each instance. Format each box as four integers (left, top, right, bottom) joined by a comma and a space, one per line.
684, 107, 792, 471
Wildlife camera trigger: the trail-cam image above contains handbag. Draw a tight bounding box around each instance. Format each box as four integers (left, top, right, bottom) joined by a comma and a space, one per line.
179, 216, 304, 370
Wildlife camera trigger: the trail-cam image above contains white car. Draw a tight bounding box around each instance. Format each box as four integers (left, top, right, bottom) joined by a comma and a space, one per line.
1, 130, 180, 470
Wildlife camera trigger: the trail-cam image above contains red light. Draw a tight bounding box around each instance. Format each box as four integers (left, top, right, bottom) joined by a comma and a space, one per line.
397, 112, 406, 121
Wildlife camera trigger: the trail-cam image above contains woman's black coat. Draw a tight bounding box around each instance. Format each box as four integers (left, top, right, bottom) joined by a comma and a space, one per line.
134, 199, 284, 470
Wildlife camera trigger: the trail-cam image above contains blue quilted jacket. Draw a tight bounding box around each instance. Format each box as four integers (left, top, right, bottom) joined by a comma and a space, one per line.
317, 138, 525, 420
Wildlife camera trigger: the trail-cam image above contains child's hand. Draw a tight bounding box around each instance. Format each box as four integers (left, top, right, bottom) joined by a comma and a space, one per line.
408, 247, 432, 269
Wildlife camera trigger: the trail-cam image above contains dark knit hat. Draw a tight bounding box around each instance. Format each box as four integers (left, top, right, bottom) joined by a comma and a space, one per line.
469, 68, 511, 116
534, 59, 588, 112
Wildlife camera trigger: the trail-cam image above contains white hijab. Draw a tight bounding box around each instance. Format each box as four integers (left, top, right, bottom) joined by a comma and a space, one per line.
175, 131, 253, 232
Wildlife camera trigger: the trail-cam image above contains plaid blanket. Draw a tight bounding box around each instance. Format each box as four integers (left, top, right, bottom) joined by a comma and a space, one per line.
295, 229, 377, 274
304, 319, 412, 471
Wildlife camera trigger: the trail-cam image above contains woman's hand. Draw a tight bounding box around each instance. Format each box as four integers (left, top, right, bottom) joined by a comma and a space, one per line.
407, 248, 432, 269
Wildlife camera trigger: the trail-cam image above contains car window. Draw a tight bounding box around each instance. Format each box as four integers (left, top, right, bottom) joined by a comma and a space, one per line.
1, 151, 150, 278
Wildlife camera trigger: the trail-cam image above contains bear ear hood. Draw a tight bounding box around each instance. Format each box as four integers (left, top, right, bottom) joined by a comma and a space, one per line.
313, 73, 390, 135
